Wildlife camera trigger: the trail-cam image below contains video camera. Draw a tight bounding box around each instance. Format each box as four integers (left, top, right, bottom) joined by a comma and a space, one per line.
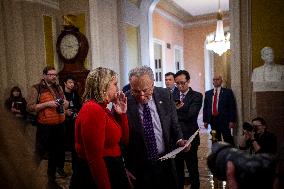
207, 142, 276, 189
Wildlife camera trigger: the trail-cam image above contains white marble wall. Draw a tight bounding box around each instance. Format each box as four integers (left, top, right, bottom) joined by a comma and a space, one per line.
0, 1, 8, 103
0, 0, 53, 100
117, 0, 154, 86
87, 0, 120, 74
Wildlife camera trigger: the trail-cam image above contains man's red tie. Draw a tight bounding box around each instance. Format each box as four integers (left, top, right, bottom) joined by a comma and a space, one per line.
212, 89, 218, 116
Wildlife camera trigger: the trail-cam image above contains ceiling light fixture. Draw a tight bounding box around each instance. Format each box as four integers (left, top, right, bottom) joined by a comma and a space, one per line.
206, 0, 230, 56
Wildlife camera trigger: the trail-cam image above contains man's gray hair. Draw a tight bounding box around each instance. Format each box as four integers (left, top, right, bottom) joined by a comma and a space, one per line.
128, 66, 155, 81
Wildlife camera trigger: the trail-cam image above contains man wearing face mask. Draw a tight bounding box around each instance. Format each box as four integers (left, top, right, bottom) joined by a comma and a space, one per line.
124, 66, 189, 189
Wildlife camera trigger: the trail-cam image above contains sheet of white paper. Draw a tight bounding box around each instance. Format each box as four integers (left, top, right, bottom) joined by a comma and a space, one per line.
159, 129, 200, 161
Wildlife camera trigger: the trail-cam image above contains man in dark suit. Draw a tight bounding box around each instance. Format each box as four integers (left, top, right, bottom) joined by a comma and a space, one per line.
173, 70, 203, 189
203, 75, 237, 145
165, 72, 178, 94
125, 66, 188, 189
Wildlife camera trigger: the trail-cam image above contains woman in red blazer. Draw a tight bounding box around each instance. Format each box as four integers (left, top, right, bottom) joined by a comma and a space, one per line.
70, 67, 129, 189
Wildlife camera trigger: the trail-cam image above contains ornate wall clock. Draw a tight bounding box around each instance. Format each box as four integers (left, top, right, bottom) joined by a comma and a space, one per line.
56, 24, 89, 96
56, 25, 89, 64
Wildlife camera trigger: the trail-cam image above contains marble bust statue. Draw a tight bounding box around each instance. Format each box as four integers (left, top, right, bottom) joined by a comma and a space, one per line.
251, 47, 284, 91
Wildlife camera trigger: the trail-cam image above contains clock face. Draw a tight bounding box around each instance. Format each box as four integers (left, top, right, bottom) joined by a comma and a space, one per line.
59, 34, 79, 60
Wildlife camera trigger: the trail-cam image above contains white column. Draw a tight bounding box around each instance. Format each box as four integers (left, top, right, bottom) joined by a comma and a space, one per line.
89, 0, 100, 69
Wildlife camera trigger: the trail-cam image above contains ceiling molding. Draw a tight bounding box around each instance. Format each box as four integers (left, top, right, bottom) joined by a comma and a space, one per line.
155, 0, 230, 28
22, 0, 59, 9
156, 0, 192, 22
184, 14, 230, 28
154, 8, 185, 27
185, 11, 230, 28
154, 7, 230, 29
171, 0, 229, 16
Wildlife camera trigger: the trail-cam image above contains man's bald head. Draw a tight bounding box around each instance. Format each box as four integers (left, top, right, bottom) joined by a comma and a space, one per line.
213, 75, 223, 88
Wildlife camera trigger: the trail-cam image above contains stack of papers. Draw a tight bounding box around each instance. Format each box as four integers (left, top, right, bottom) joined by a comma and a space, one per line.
159, 129, 200, 161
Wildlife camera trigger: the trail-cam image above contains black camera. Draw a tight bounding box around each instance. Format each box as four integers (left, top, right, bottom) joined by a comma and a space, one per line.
207, 142, 276, 189
68, 100, 78, 119
55, 98, 64, 114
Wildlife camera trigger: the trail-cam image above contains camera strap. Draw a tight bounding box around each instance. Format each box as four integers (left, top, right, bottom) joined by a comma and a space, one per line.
42, 79, 63, 100
34, 84, 41, 104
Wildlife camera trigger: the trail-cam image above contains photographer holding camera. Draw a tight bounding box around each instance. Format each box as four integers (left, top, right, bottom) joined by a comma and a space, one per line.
27, 66, 68, 189
239, 117, 277, 155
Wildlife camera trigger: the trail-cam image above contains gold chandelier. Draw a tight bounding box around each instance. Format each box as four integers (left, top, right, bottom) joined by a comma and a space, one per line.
206, 0, 230, 56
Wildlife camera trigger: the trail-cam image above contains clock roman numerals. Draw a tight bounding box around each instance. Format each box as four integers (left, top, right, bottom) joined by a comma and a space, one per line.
59, 34, 79, 59
56, 26, 89, 64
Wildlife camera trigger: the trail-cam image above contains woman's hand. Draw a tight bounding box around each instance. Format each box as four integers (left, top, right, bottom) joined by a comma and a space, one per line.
113, 91, 127, 114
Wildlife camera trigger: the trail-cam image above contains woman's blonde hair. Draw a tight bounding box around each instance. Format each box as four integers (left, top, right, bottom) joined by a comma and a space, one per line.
82, 67, 117, 103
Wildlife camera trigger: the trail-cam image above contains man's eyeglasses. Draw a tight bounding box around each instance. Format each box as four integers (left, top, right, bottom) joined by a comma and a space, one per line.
131, 86, 153, 96
46, 73, 58, 77
176, 81, 188, 86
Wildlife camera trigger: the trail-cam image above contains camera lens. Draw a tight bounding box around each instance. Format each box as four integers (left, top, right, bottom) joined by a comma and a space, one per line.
207, 142, 234, 180
207, 142, 276, 189
56, 98, 64, 114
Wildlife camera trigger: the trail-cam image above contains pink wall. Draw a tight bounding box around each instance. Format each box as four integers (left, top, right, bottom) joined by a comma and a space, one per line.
152, 12, 183, 73
183, 21, 229, 94
183, 24, 215, 94
153, 11, 229, 94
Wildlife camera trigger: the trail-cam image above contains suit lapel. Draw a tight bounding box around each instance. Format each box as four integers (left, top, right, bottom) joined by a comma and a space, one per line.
172, 88, 180, 100
218, 87, 224, 107
182, 87, 194, 103
127, 95, 144, 138
210, 89, 214, 98
153, 88, 167, 137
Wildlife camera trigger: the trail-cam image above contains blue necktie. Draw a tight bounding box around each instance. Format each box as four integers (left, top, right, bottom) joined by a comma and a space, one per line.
143, 103, 158, 160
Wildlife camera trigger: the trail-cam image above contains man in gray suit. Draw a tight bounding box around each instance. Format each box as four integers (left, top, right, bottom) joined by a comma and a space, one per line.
124, 66, 188, 189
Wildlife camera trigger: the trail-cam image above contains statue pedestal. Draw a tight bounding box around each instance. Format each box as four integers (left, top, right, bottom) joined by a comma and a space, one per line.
253, 81, 284, 92
254, 91, 284, 150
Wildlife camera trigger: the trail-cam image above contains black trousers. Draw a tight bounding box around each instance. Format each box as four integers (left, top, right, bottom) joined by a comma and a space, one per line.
70, 156, 129, 189
64, 119, 78, 173
175, 146, 200, 189
36, 123, 65, 179
210, 116, 234, 145
64, 118, 75, 151
134, 159, 177, 189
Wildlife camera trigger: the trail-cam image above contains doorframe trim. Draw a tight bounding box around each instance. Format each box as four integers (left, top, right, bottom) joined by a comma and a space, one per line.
153, 38, 166, 87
